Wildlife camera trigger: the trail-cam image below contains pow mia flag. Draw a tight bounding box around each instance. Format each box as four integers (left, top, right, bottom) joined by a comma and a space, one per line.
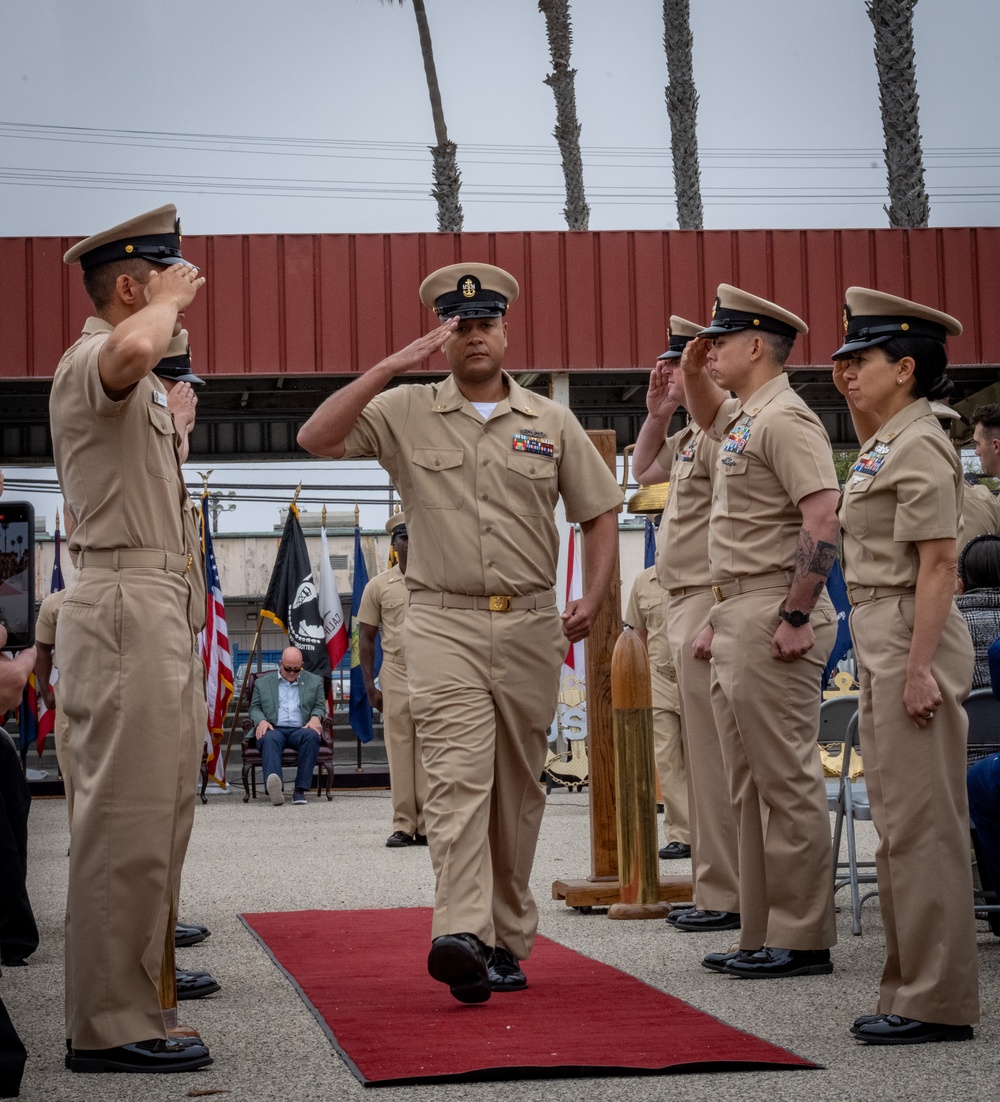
260, 503, 331, 678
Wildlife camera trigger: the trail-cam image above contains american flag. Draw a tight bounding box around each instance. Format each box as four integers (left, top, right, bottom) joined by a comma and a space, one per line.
198, 494, 234, 789
24, 511, 66, 756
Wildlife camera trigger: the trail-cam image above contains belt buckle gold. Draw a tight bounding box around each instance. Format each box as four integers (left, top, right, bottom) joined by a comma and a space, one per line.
712, 584, 725, 604
488, 594, 512, 613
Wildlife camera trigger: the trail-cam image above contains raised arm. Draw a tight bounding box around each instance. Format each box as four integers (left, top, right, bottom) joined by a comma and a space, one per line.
832, 359, 880, 445
679, 338, 728, 439
99, 264, 205, 397
297, 320, 458, 459
632, 362, 682, 484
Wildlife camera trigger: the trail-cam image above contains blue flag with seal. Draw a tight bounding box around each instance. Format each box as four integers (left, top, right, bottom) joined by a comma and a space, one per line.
823, 558, 853, 688
644, 516, 657, 570
349, 525, 381, 744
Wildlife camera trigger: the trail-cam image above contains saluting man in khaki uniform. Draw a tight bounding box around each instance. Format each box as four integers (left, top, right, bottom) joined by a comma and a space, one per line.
624, 564, 690, 857
299, 263, 623, 1004
52, 206, 211, 1074
681, 286, 840, 978
632, 319, 741, 934
358, 512, 428, 848
834, 289, 978, 1046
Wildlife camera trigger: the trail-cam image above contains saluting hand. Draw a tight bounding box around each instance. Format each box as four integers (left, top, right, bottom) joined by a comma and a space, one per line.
646, 362, 682, 418
167, 381, 197, 435
145, 262, 206, 313
679, 337, 712, 377
378, 317, 459, 377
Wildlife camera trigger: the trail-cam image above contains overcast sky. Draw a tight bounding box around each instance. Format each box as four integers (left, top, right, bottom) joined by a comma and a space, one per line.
3, 0, 998, 533
2, 0, 998, 237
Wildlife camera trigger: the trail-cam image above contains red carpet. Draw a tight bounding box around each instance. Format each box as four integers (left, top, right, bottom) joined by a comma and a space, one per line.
240, 907, 818, 1086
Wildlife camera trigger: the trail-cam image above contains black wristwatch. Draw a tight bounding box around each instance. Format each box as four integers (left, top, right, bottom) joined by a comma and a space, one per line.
779, 607, 811, 628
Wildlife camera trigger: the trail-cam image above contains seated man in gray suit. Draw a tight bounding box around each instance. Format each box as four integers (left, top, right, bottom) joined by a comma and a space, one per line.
250, 646, 326, 806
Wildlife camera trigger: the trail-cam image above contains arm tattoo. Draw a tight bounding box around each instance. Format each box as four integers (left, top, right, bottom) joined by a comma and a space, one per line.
794, 534, 838, 583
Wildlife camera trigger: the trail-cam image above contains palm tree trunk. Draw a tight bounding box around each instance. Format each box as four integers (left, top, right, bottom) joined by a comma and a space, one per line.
539, 0, 590, 230
868, 0, 930, 228
662, 0, 703, 230
410, 0, 463, 231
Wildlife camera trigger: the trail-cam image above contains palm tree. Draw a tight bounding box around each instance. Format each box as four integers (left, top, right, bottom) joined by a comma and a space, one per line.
867, 0, 930, 227
379, 0, 463, 231
662, 0, 703, 230
538, 0, 589, 230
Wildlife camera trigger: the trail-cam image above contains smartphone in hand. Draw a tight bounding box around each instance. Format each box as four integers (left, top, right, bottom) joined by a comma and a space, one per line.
0, 502, 35, 651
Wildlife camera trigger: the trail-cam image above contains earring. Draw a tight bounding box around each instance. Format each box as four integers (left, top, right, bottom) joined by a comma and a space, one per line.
897, 377, 904, 385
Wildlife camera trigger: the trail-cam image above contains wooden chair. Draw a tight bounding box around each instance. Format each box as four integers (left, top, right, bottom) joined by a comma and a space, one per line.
240, 670, 335, 802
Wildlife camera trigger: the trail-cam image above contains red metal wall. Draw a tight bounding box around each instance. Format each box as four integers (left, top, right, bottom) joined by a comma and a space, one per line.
2, 228, 997, 378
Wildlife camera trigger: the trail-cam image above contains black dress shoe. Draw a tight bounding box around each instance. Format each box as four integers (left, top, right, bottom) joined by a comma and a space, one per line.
488, 947, 527, 991
1, 956, 28, 967
68, 1038, 213, 1073
427, 933, 491, 1003
413, 833, 428, 845
850, 1013, 888, 1033
174, 922, 210, 948
659, 842, 692, 860
176, 969, 221, 1000
671, 910, 741, 933
724, 947, 832, 978
385, 830, 415, 848
701, 948, 760, 973
665, 904, 695, 925
852, 1015, 973, 1045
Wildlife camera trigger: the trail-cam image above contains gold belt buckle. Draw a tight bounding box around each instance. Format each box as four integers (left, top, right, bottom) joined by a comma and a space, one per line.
488, 595, 512, 613
712, 584, 725, 603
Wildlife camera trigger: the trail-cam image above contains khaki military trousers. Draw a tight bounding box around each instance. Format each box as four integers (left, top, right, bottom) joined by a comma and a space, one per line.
405, 604, 564, 959
710, 588, 838, 951
649, 665, 689, 846
378, 657, 427, 837
53, 702, 73, 830
57, 566, 200, 1050
666, 588, 740, 912
850, 595, 979, 1025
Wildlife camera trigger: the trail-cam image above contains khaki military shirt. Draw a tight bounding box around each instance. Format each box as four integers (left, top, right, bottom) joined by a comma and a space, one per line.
961, 481, 1000, 547
654, 424, 718, 591
624, 566, 674, 676
50, 317, 206, 629
358, 564, 409, 663
710, 374, 838, 581
840, 398, 963, 588
34, 589, 66, 647
343, 372, 624, 596
50, 318, 193, 559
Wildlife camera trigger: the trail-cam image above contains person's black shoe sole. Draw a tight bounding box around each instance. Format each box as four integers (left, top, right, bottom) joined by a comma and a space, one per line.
428, 936, 491, 1003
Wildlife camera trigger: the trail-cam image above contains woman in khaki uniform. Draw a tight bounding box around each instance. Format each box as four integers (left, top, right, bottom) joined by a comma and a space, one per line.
834, 288, 978, 1046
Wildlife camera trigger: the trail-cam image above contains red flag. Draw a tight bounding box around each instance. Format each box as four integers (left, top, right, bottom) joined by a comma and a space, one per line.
198, 494, 234, 789
318, 523, 348, 711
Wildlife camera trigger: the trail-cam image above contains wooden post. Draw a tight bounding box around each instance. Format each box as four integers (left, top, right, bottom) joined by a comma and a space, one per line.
608, 629, 672, 919
551, 429, 692, 911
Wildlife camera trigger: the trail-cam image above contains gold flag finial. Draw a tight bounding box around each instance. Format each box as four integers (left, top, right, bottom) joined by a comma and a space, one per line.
196, 469, 214, 495
55, 507, 61, 531
322, 504, 327, 527
354, 504, 360, 528
291, 482, 303, 507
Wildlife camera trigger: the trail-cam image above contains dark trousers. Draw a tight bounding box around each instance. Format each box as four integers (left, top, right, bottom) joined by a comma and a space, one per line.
0, 738, 37, 965
0, 996, 26, 1098
968, 751, 1000, 930
259, 726, 320, 793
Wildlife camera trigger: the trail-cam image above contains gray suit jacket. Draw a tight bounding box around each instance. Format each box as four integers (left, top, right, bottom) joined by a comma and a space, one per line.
249, 669, 326, 728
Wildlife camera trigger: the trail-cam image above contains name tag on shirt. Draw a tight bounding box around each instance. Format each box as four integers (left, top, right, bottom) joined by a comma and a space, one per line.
152, 390, 168, 408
